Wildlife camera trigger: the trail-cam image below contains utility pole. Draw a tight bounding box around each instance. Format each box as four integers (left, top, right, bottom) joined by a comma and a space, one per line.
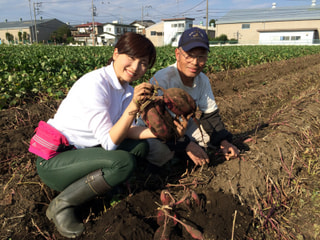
33, 2, 39, 43
91, 0, 96, 46
142, 6, 152, 24
176, 0, 180, 18
206, 0, 208, 34
141, 5, 143, 25
29, 0, 35, 43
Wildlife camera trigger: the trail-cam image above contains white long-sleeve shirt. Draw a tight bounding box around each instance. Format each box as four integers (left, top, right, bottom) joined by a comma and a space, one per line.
47, 64, 134, 150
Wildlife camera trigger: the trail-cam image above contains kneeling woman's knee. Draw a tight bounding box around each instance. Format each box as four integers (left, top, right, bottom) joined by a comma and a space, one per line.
120, 152, 136, 176
105, 150, 136, 185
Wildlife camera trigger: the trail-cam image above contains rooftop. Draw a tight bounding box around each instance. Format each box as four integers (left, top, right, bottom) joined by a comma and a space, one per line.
161, 17, 195, 22
0, 19, 55, 29
74, 22, 103, 27
217, 5, 320, 24
130, 20, 155, 28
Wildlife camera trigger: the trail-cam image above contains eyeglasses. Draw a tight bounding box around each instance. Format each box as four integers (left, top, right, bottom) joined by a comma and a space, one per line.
179, 48, 208, 63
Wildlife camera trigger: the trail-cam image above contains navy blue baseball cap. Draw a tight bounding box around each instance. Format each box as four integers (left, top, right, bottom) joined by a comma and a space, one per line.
178, 27, 210, 52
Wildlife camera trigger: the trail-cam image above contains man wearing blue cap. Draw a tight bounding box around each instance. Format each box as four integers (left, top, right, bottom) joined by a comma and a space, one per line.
145, 27, 239, 169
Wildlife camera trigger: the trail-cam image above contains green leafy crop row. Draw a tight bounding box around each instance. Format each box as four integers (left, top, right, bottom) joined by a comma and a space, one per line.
1, 44, 320, 109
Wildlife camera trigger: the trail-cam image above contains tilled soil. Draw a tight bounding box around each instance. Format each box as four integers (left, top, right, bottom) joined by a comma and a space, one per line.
1, 53, 320, 240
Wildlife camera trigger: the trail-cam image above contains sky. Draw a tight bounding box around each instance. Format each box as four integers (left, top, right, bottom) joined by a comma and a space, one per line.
0, 0, 316, 26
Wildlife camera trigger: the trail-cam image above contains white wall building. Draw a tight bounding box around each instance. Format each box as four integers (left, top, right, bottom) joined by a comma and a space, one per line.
97, 21, 136, 46
162, 18, 194, 47
146, 18, 194, 47
258, 29, 317, 45
216, 1, 320, 45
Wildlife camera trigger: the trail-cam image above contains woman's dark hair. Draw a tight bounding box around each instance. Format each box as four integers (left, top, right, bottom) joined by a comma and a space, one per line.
107, 32, 156, 69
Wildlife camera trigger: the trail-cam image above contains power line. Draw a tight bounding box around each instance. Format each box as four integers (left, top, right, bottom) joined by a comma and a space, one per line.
179, 0, 206, 15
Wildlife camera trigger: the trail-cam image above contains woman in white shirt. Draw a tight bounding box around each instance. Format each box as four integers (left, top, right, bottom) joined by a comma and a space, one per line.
36, 32, 158, 238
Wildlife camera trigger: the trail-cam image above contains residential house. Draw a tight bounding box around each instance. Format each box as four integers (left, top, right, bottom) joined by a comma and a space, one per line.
97, 21, 137, 46
216, 2, 320, 45
0, 18, 68, 44
71, 22, 103, 45
145, 18, 215, 47
163, 18, 194, 47
145, 21, 165, 47
146, 18, 194, 47
130, 20, 155, 35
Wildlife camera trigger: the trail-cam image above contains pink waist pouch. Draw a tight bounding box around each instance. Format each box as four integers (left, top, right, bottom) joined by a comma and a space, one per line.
29, 121, 75, 160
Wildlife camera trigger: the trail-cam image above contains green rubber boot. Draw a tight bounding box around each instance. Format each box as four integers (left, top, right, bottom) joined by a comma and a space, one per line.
46, 169, 111, 238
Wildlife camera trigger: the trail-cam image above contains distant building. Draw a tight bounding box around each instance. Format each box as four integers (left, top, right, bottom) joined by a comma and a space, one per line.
193, 24, 215, 39
0, 18, 69, 44
71, 22, 104, 45
146, 18, 193, 47
216, 2, 320, 45
145, 21, 165, 47
145, 17, 215, 47
130, 20, 155, 35
97, 21, 137, 46
162, 18, 195, 47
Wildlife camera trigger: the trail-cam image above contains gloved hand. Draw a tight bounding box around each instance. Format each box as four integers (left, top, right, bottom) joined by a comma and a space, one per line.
220, 140, 239, 160
185, 141, 209, 166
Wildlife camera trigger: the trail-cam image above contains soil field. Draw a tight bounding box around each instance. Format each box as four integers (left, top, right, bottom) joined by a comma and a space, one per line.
1, 53, 320, 240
